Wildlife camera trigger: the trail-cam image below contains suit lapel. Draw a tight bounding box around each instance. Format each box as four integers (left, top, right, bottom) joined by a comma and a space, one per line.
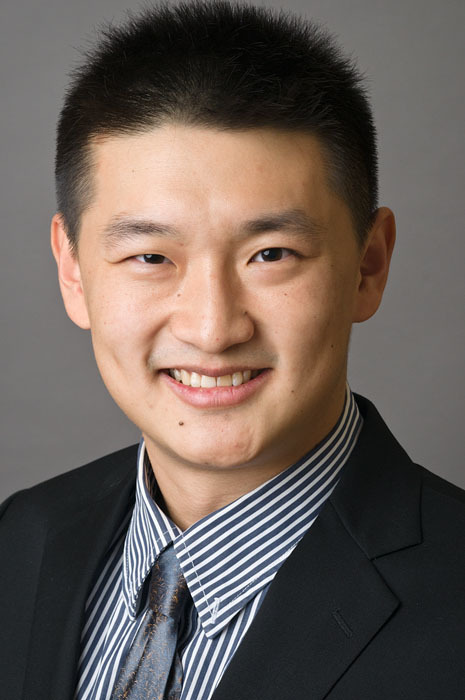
212, 502, 398, 700
213, 397, 422, 700
21, 454, 136, 700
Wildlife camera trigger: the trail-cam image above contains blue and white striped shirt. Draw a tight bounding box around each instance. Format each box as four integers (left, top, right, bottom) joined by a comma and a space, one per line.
75, 388, 362, 700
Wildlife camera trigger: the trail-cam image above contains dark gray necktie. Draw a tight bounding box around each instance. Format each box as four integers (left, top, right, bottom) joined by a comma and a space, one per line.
111, 545, 188, 700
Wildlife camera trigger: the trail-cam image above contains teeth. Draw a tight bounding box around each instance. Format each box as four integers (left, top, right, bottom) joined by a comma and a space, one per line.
217, 374, 232, 387
201, 375, 217, 388
190, 371, 201, 387
232, 372, 243, 386
169, 369, 260, 388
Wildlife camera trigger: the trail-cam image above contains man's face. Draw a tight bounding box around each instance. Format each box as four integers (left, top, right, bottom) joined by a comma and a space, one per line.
54, 125, 389, 478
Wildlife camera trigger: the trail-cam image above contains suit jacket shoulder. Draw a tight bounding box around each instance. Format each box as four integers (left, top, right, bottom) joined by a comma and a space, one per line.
1, 443, 138, 523
0, 444, 138, 700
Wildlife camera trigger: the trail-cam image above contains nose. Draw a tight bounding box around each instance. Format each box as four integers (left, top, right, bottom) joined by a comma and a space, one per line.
170, 263, 254, 354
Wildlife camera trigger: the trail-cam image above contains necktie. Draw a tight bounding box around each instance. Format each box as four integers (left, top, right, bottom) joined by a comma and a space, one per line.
111, 545, 188, 700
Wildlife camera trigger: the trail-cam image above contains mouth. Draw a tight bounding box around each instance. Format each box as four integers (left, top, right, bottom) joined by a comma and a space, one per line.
159, 367, 270, 408
163, 368, 264, 388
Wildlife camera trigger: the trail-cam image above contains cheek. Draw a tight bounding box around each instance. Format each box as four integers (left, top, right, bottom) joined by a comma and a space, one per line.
267, 273, 354, 366
85, 281, 159, 367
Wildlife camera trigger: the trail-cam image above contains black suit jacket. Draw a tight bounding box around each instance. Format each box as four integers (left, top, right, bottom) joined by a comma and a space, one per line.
1, 395, 465, 699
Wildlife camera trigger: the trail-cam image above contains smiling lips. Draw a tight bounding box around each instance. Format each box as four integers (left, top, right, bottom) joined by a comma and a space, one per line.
161, 367, 269, 408
168, 368, 261, 388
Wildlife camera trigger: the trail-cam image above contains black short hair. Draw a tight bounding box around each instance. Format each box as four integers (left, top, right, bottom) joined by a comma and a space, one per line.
55, 0, 378, 251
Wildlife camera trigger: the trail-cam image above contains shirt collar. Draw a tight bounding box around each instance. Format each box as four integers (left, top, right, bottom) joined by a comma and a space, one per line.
122, 442, 181, 618
122, 386, 362, 637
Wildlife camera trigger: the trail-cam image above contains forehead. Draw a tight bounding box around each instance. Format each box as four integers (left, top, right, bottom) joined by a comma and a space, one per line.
83, 125, 351, 240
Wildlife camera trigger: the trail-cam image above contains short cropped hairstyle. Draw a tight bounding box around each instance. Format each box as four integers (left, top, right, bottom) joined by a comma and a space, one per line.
55, 0, 378, 251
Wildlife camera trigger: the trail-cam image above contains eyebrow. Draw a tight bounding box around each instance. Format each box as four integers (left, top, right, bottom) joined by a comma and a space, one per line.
101, 208, 326, 247
102, 217, 182, 245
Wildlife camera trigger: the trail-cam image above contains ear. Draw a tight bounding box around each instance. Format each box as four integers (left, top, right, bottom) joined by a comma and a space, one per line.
50, 213, 91, 329
353, 206, 396, 323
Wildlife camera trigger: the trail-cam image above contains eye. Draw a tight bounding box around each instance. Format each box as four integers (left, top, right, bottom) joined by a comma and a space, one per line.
134, 253, 171, 264
250, 248, 295, 263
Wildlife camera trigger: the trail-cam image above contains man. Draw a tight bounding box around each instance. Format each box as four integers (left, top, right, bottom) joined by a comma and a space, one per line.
1, 1, 464, 698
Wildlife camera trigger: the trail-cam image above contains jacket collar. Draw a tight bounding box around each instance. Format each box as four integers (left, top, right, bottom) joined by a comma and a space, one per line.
330, 394, 422, 559
212, 395, 422, 700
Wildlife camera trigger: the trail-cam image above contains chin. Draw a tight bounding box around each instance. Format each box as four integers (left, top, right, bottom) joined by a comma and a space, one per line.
175, 436, 261, 471
185, 449, 256, 471
173, 418, 259, 465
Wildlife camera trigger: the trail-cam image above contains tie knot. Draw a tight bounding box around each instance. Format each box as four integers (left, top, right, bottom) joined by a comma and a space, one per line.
149, 545, 188, 621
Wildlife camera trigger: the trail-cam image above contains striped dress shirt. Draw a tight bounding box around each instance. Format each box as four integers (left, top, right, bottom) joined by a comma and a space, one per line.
75, 387, 362, 700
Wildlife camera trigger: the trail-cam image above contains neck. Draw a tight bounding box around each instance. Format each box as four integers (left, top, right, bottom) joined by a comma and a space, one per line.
144, 450, 286, 530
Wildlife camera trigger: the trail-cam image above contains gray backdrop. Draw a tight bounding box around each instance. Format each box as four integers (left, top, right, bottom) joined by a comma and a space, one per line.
1, 0, 464, 500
